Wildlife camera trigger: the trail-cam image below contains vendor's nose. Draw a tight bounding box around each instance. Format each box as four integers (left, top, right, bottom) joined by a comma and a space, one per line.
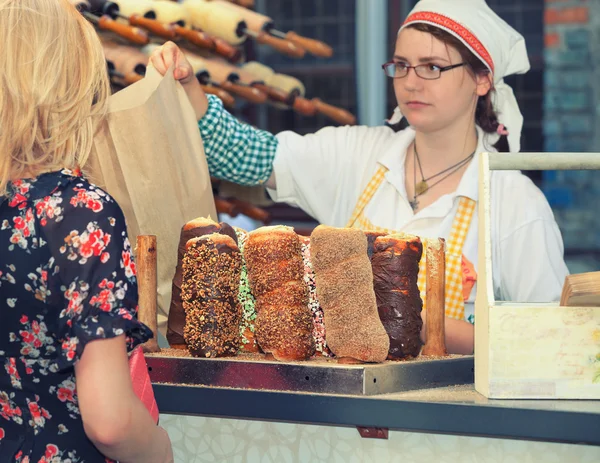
402, 67, 422, 91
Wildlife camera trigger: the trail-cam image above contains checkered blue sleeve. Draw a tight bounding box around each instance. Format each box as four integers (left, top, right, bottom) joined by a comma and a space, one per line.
198, 95, 278, 186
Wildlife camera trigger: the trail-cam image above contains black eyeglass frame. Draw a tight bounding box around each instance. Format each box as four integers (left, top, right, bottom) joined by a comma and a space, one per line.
381, 61, 468, 80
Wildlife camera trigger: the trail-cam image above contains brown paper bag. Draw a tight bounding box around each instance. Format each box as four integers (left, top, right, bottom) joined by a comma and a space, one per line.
85, 66, 217, 334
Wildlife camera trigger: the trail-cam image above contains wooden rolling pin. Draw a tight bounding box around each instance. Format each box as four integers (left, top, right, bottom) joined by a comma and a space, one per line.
182, 0, 304, 58
70, 0, 150, 44
215, 0, 333, 57
421, 238, 447, 357
136, 235, 160, 353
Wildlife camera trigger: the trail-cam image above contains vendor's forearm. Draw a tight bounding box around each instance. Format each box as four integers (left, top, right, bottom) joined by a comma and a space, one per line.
443, 317, 474, 355
421, 314, 474, 355
198, 95, 278, 186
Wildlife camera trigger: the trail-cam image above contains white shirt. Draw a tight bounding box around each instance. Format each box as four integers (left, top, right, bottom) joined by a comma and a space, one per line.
267, 125, 569, 321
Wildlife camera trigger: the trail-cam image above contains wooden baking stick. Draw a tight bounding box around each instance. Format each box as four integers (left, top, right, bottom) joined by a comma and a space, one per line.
228, 198, 271, 223
250, 82, 288, 104
85, 12, 150, 45
232, 0, 254, 7
284, 31, 333, 58
312, 98, 356, 125
252, 31, 305, 58
211, 0, 254, 7
211, 37, 242, 62
198, 57, 267, 103
212, 0, 331, 57
292, 97, 317, 117
219, 80, 267, 104
206, 3, 302, 57
127, 14, 177, 40
174, 25, 215, 49
422, 238, 447, 357
99, 1, 177, 39
200, 84, 236, 108
136, 235, 160, 353
214, 197, 239, 216
250, 83, 316, 116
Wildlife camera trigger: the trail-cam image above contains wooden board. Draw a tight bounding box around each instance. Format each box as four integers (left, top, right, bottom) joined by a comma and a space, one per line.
475, 152, 600, 399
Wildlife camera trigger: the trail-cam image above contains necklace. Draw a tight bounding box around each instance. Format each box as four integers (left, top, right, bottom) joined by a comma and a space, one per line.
409, 142, 475, 211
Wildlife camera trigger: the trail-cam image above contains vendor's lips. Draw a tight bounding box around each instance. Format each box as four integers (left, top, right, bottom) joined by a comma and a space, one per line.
405, 101, 430, 108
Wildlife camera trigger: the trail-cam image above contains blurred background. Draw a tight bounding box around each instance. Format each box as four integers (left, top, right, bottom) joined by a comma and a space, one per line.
234, 0, 600, 275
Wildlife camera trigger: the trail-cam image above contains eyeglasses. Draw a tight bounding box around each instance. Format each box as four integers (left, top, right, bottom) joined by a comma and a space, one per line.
381, 61, 467, 80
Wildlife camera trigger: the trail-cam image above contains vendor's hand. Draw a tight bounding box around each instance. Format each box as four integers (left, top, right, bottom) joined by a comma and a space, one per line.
149, 41, 208, 120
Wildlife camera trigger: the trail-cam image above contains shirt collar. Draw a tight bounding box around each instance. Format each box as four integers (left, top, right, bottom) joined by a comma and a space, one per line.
377, 125, 493, 204
1, 169, 81, 208
378, 126, 414, 174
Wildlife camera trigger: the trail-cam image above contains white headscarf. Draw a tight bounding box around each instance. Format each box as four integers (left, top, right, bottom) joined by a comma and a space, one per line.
388, 0, 530, 152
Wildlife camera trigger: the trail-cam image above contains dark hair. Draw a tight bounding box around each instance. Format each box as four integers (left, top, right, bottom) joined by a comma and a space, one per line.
390, 23, 509, 152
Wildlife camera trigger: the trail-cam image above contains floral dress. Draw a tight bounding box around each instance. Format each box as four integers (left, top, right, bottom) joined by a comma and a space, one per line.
0, 170, 152, 462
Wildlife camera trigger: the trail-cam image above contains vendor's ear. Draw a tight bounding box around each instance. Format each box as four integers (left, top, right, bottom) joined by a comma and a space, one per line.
475, 72, 492, 97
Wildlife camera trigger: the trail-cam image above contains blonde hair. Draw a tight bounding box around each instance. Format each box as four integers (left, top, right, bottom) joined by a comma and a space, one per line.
0, 0, 110, 196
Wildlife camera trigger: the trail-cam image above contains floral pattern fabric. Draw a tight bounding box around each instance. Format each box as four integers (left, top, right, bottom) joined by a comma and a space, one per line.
0, 170, 152, 462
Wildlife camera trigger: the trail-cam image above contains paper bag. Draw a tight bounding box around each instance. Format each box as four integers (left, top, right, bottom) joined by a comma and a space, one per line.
86, 66, 217, 334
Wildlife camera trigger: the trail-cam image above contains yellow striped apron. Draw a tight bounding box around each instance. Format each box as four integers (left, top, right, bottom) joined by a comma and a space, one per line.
346, 165, 476, 321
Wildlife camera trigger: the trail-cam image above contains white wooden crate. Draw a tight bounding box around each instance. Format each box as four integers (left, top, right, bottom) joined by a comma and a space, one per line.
475, 153, 600, 399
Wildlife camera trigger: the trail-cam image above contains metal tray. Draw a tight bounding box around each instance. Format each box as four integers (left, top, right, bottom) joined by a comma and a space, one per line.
147, 352, 474, 396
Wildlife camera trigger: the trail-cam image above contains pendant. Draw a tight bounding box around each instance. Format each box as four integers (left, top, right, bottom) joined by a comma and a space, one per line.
409, 198, 419, 211
415, 180, 429, 196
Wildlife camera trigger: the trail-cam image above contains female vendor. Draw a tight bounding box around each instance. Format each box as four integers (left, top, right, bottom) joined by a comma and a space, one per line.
150, 0, 569, 354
